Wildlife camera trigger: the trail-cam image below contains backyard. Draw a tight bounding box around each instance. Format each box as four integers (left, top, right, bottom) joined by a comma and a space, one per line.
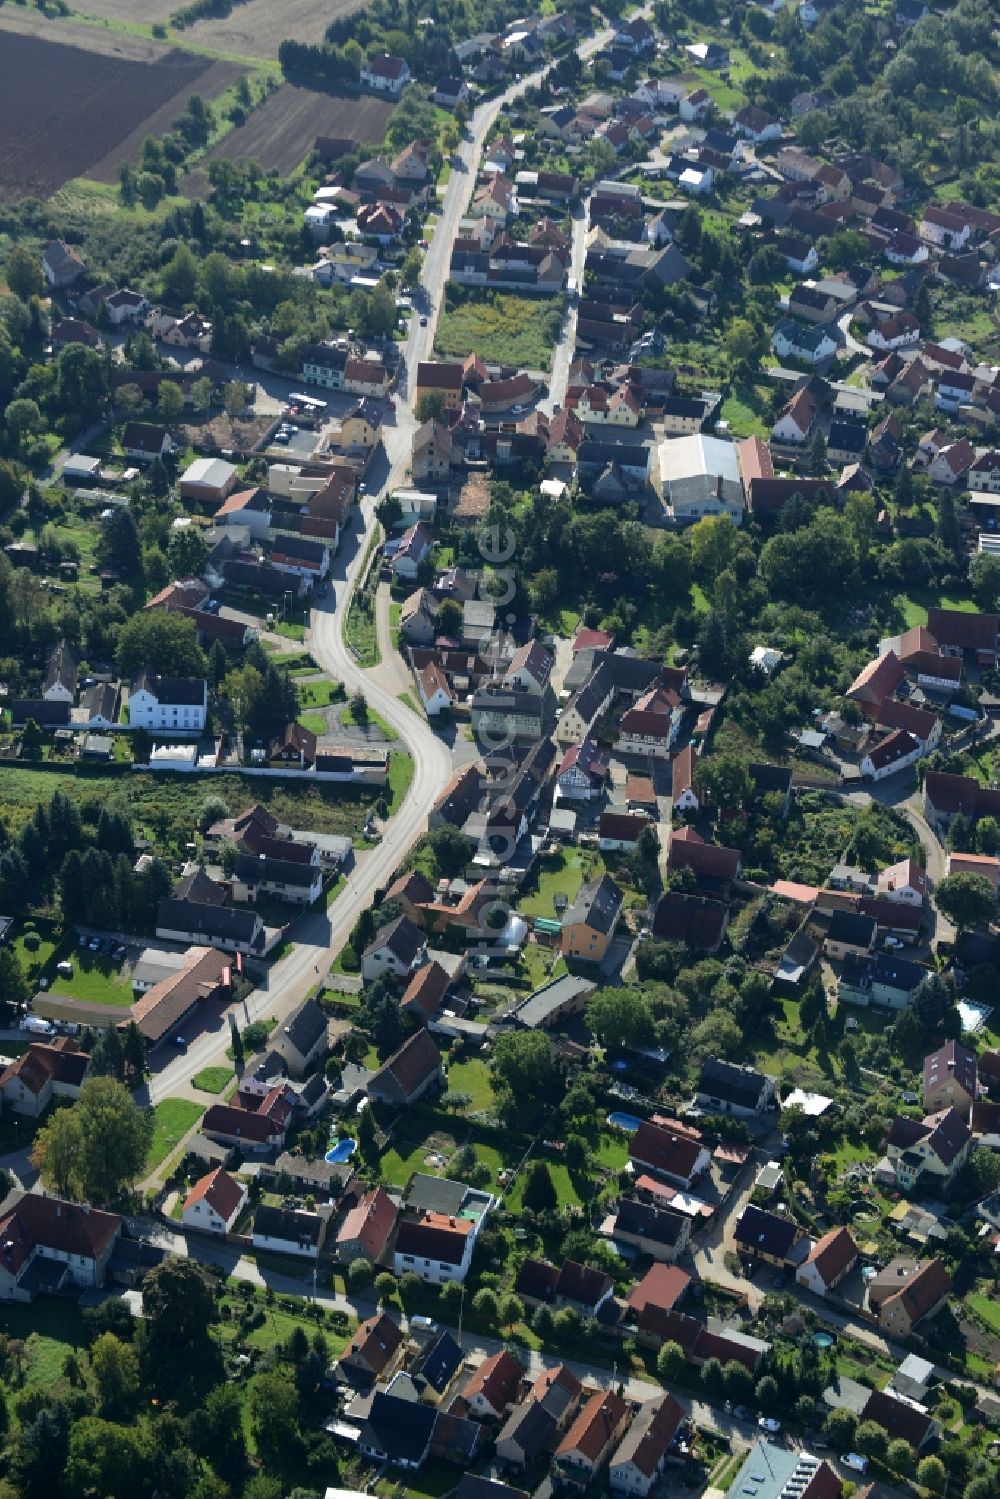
517, 847, 605, 920
435, 292, 562, 370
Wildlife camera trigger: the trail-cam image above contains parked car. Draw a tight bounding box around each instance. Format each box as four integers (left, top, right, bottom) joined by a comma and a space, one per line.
841, 1455, 869, 1475
758, 1418, 781, 1435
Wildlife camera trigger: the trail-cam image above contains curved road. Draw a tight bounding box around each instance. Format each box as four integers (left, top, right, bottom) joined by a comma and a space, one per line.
143, 9, 645, 1114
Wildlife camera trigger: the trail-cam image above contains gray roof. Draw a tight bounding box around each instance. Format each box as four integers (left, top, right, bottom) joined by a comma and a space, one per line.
564, 874, 622, 936
514, 974, 596, 1028
365, 914, 425, 964
281, 997, 328, 1058
253, 1203, 323, 1246
233, 852, 321, 889
131, 672, 205, 706
43, 640, 78, 695
404, 1173, 467, 1216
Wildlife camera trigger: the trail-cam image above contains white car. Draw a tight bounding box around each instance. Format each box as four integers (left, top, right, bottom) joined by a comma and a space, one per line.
758, 1417, 781, 1435
841, 1454, 869, 1474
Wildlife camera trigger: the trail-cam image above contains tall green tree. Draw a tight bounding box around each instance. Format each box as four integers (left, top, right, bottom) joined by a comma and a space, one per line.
31, 1076, 153, 1205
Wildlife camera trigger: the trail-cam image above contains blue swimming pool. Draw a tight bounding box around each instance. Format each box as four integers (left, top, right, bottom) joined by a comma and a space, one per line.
325, 1138, 357, 1164
607, 1112, 643, 1132
813, 1331, 835, 1349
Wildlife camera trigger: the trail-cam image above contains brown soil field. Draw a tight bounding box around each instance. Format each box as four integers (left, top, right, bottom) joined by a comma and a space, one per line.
195, 82, 394, 175
183, 0, 360, 59
0, 30, 222, 201
0, 10, 168, 58
86, 57, 245, 182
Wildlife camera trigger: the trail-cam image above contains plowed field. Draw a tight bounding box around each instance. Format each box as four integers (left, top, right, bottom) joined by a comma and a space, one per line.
197, 82, 394, 174
0, 31, 224, 201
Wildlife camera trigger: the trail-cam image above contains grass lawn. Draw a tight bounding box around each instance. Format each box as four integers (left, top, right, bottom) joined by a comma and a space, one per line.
719, 383, 771, 438
389, 601, 402, 648
192, 1066, 234, 1094
691, 582, 711, 615
378, 1458, 457, 1499
379, 1126, 459, 1188
0, 1299, 88, 1392
297, 711, 329, 735
340, 701, 394, 740
10, 919, 61, 989
43, 940, 133, 1007
435, 293, 561, 369
506, 1158, 584, 1212
967, 1293, 1000, 1335
297, 679, 340, 708
398, 689, 423, 717
445, 1057, 494, 1112
147, 1098, 204, 1170
388, 752, 415, 814
519, 847, 602, 919
893, 589, 977, 628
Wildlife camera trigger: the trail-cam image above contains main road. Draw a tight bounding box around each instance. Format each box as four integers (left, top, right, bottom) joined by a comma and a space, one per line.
143, 11, 640, 1109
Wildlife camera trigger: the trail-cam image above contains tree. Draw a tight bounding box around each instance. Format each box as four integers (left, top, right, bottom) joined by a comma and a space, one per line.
223, 381, 252, 418
935, 871, 996, 930
64, 1417, 151, 1499
824, 1406, 858, 1448
887, 1438, 915, 1476
6, 397, 43, 450
98, 509, 141, 576
31, 1076, 152, 1204
90, 1333, 140, 1417
347, 1256, 373, 1293
917, 1457, 947, 1494
694, 753, 752, 811
521, 1160, 558, 1213
416, 390, 446, 422
969, 552, 1000, 611
0, 948, 30, 1009
585, 988, 654, 1052
472, 1287, 499, 1321
726, 317, 759, 367
7, 246, 44, 300
722, 1360, 754, 1404
689, 515, 736, 580
656, 1340, 685, 1380
167, 526, 208, 579
157, 380, 185, 422
250, 1372, 299, 1468
116, 609, 207, 679
142, 1257, 216, 1350
163, 243, 198, 303
491, 1031, 556, 1124
856, 1420, 889, 1460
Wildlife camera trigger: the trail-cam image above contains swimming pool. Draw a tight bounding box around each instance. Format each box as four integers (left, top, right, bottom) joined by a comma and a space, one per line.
325, 1138, 357, 1164
607, 1111, 643, 1132
813, 1331, 835, 1349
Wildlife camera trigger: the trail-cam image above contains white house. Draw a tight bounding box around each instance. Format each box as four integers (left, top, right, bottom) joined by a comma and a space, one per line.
417, 661, 454, 717
252, 1204, 326, 1259
860, 728, 923, 782
182, 1167, 247, 1236
360, 52, 411, 97
772, 387, 817, 444
772, 318, 838, 365
609, 1395, 686, 1498
390, 523, 433, 581
393, 1211, 476, 1283
876, 857, 926, 907
128, 673, 208, 733
919, 207, 971, 252
795, 1226, 859, 1298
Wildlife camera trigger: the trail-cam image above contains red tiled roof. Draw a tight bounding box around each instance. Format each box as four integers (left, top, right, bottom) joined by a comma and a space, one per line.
627, 1262, 691, 1315
184, 1166, 244, 1221
803, 1225, 858, 1287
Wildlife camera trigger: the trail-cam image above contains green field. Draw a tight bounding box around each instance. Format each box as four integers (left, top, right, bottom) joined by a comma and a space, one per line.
297, 678, 341, 708
44, 939, 134, 1007
435, 293, 561, 369
297, 711, 329, 735
192, 1066, 234, 1094
148, 1098, 204, 1170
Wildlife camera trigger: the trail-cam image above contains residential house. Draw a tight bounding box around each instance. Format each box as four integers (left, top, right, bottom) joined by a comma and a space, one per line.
556, 1390, 631, 1484
947, 850, 1000, 890
273, 997, 328, 1079
128, 672, 207, 733
734, 104, 782, 143
360, 52, 411, 96
336, 1186, 398, 1264
923, 1040, 977, 1118
496, 1365, 583, 1466
252, 1203, 326, 1259
560, 874, 623, 962
0, 1040, 88, 1118
696, 1058, 775, 1117
618, 685, 683, 757
667, 827, 740, 884
0, 1192, 120, 1302
920, 206, 971, 251
391, 523, 433, 582
772, 387, 818, 445
339, 1311, 405, 1386
651, 891, 727, 952
368, 1029, 444, 1107
182, 1167, 247, 1235
733, 1203, 808, 1267
411, 420, 453, 485
795, 1226, 859, 1297
884, 1106, 971, 1189
860, 728, 923, 782
393, 1210, 475, 1284
202, 1084, 292, 1152
42, 240, 85, 288
42, 640, 78, 704
463, 1349, 524, 1420
860, 1388, 938, 1451
672, 744, 700, 813
556, 738, 608, 801
612, 1198, 692, 1263
609, 1395, 686, 1497
418, 661, 454, 717
927, 438, 975, 486
358, 1388, 437, 1470
122, 422, 171, 463
826, 909, 877, 961
630, 1120, 711, 1189
771, 318, 838, 365
868, 1257, 952, 1338
876, 857, 926, 906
